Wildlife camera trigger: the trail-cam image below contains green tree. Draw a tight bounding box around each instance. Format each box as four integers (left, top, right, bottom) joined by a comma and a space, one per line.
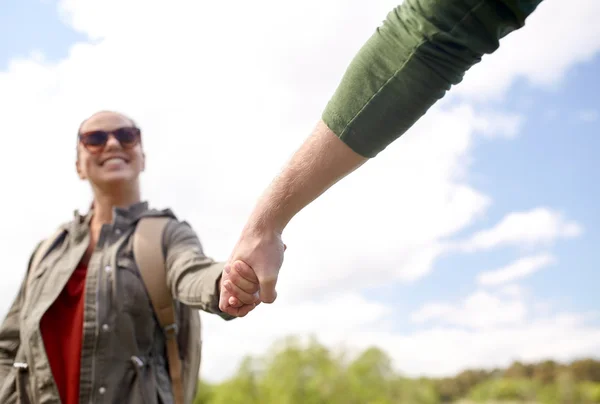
533, 360, 560, 384
469, 378, 538, 402
435, 377, 462, 402
193, 380, 214, 404
571, 359, 600, 383
556, 369, 582, 404
390, 377, 439, 404
505, 360, 534, 379
209, 356, 262, 404
258, 335, 348, 404
345, 347, 395, 404
453, 369, 490, 397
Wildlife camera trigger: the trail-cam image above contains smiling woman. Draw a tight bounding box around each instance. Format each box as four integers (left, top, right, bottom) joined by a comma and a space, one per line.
0, 110, 252, 404
76, 111, 146, 197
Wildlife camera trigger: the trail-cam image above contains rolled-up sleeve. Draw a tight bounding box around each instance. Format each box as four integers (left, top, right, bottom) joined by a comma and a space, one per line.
163, 220, 235, 320
322, 0, 543, 158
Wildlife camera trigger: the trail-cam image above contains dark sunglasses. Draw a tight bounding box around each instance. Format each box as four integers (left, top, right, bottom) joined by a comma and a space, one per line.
79, 127, 141, 154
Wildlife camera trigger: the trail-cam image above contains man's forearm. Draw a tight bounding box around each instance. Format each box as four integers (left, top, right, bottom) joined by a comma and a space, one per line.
220, 0, 544, 313
248, 120, 367, 234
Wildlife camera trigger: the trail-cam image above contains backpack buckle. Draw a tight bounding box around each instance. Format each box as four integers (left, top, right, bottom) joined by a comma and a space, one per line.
163, 323, 178, 339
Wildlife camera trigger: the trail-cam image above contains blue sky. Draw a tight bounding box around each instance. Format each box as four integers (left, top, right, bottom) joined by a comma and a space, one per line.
469, 61, 599, 311
0, 0, 86, 69
381, 58, 600, 329
1, 0, 598, 380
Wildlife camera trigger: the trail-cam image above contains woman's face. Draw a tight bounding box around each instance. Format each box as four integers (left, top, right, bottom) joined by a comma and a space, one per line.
76, 111, 145, 189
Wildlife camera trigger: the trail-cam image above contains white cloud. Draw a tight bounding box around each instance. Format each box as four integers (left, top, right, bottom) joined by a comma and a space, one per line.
0, 0, 598, 384
456, 207, 583, 253
450, 0, 600, 102
392, 313, 600, 378
477, 253, 557, 286
410, 290, 528, 330
498, 284, 525, 299
401, 289, 600, 376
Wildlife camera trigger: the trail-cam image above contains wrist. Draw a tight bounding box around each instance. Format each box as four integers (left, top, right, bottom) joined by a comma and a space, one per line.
242, 214, 284, 243
246, 194, 290, 236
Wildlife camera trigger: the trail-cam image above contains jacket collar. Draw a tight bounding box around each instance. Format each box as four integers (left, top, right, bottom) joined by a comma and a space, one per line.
71, 200, 170, 236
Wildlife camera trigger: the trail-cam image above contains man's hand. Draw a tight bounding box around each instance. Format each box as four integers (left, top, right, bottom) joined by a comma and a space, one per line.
219, 225, 286, 316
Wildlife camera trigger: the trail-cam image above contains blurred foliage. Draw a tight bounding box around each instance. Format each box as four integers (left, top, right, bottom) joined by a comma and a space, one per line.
193, 335, 600, 403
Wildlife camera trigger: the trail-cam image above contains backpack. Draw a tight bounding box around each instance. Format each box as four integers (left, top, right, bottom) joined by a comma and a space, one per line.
29, 217, 201, 404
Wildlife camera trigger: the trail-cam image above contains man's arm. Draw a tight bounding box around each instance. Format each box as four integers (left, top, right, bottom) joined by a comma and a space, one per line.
219, 0, 544, 314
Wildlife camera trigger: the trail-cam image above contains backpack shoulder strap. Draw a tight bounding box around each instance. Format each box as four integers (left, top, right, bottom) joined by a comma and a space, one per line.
133, 217, 185, 404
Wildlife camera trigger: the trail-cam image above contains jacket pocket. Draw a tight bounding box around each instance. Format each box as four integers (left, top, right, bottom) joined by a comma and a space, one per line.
125, 356, 160, 404
0, 366, 19, 404
116, 256, 155, 317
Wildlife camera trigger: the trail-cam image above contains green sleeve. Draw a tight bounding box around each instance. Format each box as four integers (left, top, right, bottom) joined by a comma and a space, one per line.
322, 0, 544, 158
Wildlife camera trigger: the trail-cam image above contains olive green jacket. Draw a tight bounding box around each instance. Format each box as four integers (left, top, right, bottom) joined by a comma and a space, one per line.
0, 202, 233, 403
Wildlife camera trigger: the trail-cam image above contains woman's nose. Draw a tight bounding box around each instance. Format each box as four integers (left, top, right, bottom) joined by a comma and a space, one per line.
104, 133, 122, 150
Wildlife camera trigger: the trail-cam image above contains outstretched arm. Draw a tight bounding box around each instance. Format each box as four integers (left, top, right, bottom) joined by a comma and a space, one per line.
219, 0, 544, 314
164, 220, 243, 319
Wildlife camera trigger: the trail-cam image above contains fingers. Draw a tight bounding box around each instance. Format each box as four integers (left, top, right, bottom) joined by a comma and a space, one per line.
218, 284, 233, 312
218, 280, 249, 316
220, 267, 279, 308
223, 261, 259, 305
219, 260, 261, 315
220, 299, 260, 317
219, 229, 286, 313
225, 261, 258, 293
222, 279, 259, 305
228, 295, 262, 307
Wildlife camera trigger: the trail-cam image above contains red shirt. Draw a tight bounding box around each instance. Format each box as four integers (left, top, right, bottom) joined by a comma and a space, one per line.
39, 263, 87, 404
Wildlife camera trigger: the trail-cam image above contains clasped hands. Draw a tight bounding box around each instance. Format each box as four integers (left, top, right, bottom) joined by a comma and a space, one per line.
218, 226, 286, 317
